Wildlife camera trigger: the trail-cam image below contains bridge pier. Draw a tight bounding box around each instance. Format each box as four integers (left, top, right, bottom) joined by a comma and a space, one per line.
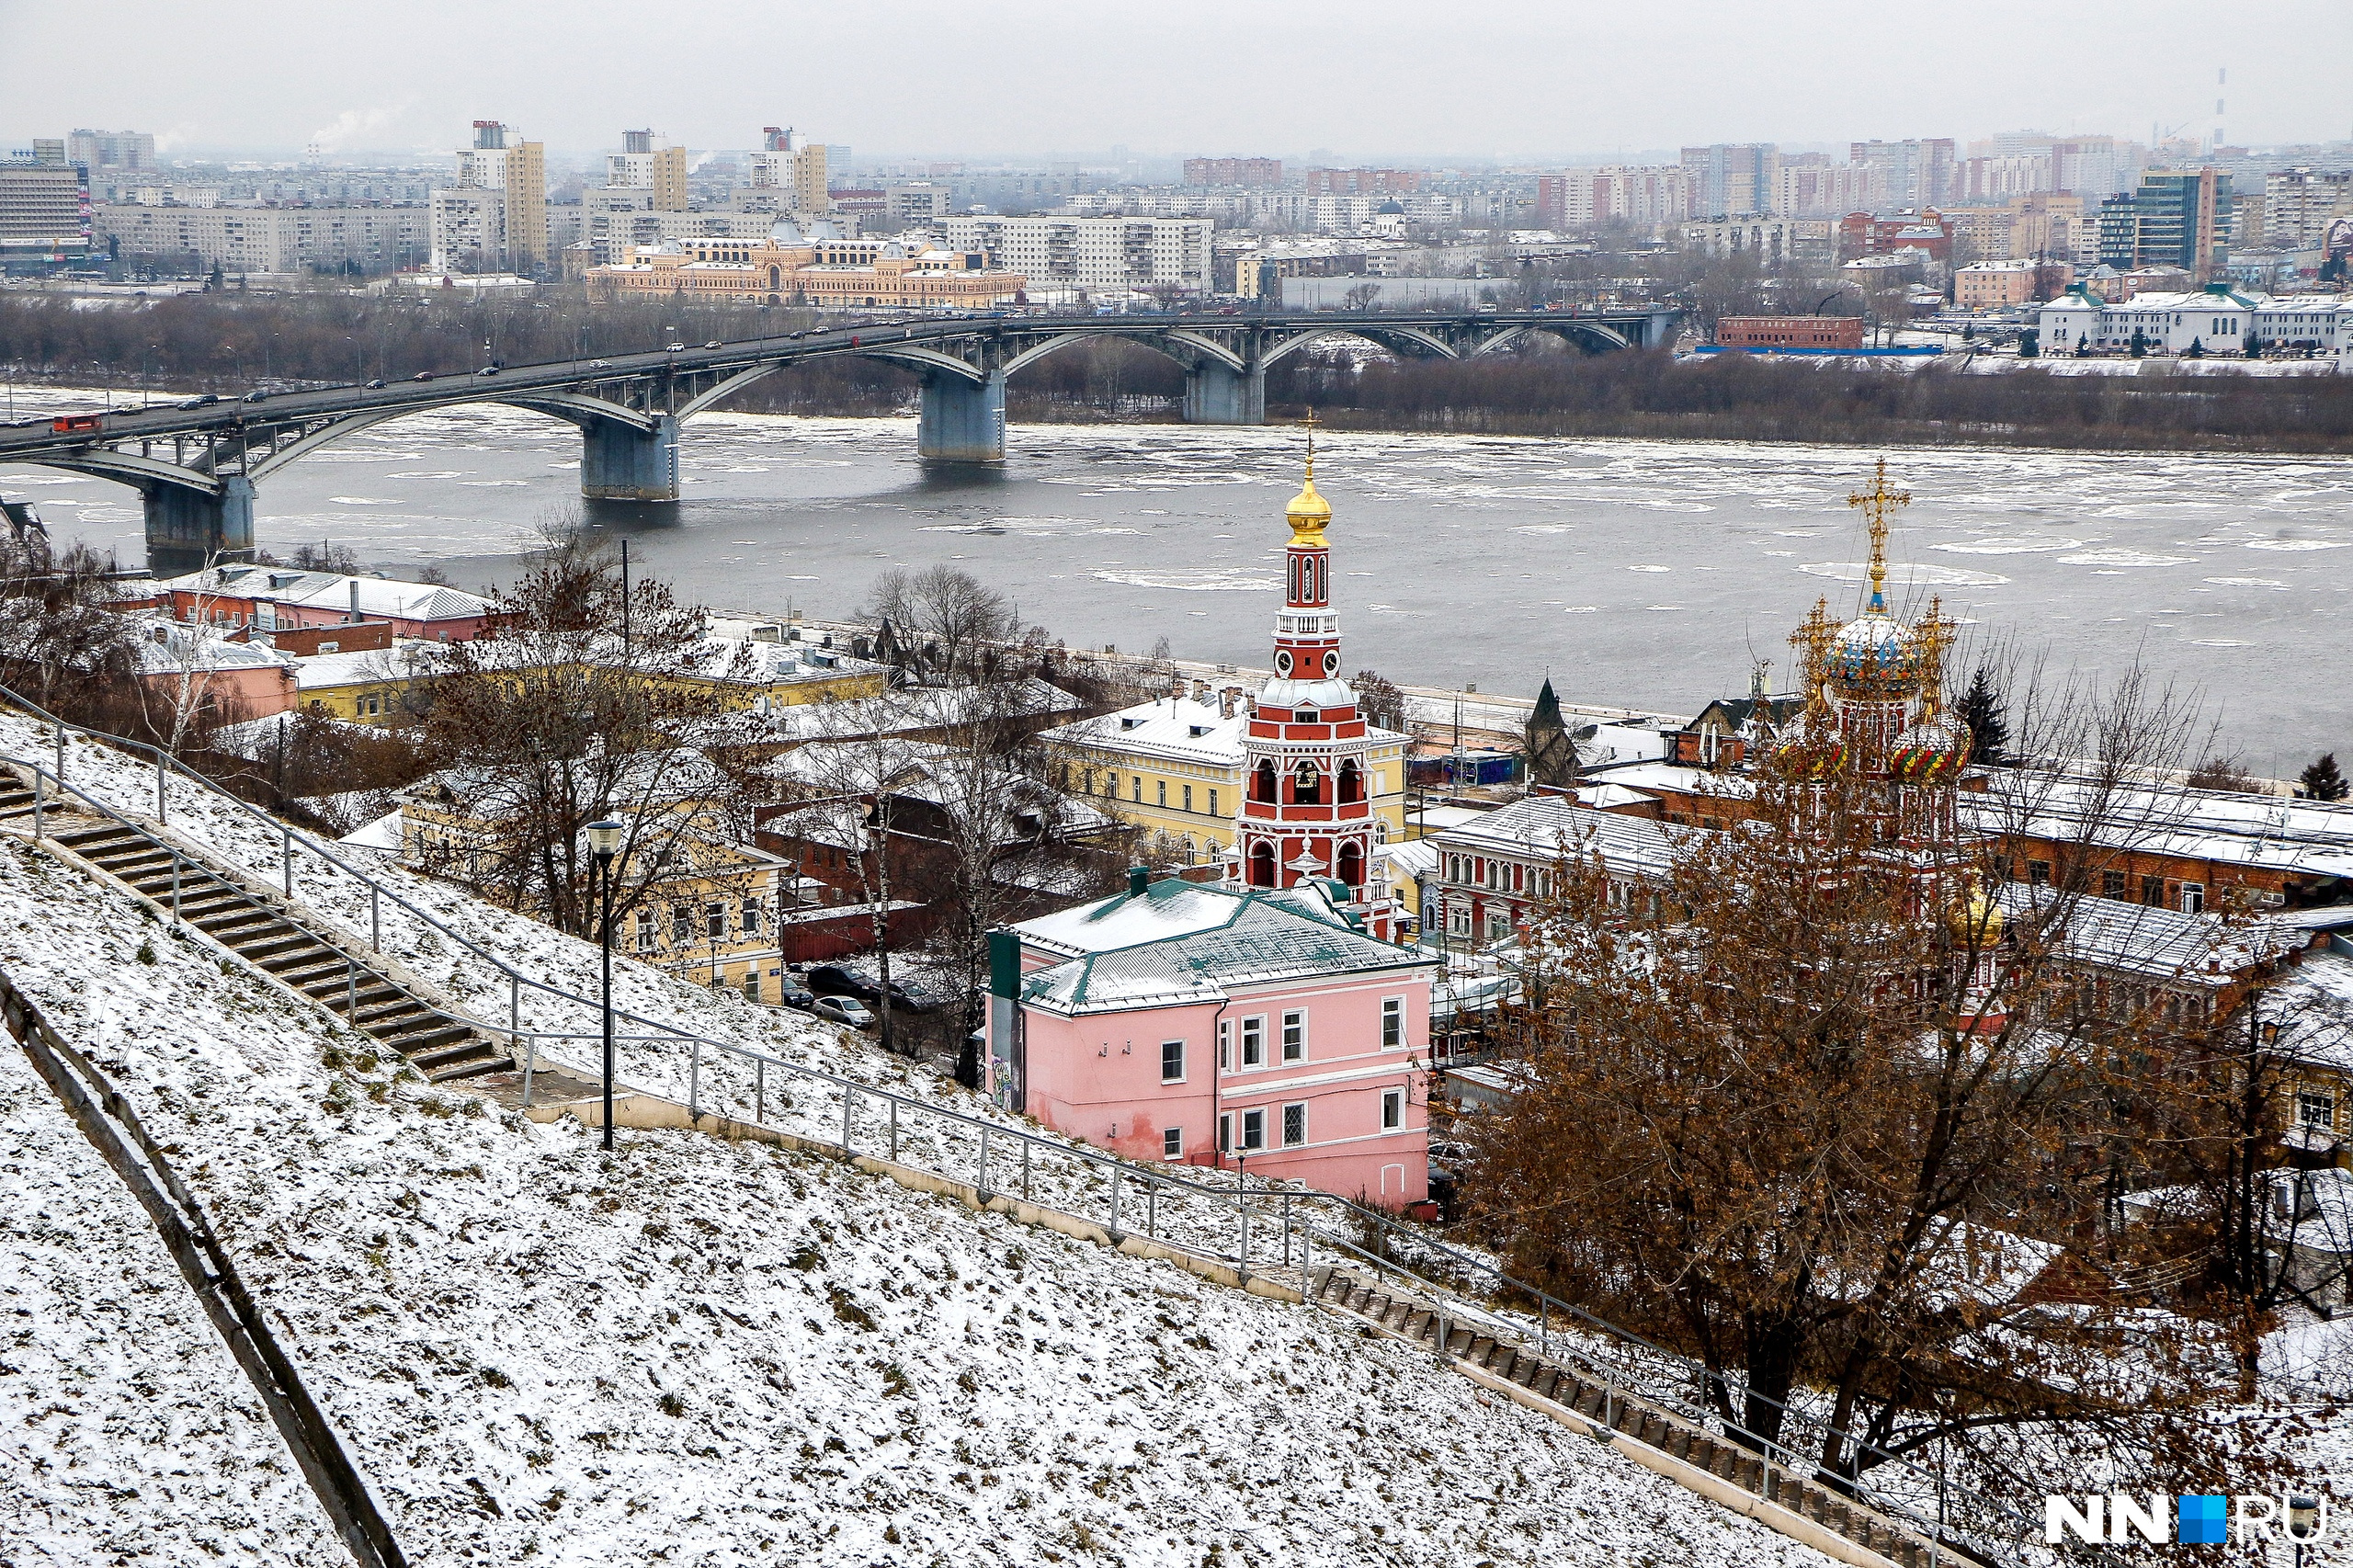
917, 369, 1006, 463
144, 476, 255, 577
580, 414, 680, 503
1183, 361, 1267, 426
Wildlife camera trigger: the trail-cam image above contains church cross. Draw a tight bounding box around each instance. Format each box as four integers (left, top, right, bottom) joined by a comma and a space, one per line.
1847, 458, 1910, 613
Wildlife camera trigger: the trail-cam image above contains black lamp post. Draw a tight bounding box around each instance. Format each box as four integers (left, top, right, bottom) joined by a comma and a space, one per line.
2290, 1495, 2321, 1567
586, 819, 624, 1151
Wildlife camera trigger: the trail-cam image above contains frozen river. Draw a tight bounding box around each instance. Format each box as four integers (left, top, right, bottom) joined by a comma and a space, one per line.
8, 399, 2349, 770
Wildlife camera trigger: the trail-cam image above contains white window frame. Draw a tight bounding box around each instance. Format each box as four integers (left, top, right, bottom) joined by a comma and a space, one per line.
1240, 1014, 1266, 1069
1218, 1112, 1232, 1153
1163, 1126, 1184, 1158
1381, 996, 1404, 1050
1160, 1039, 1186, 1084
1280, 1008, 1306, 1062
2181, 882, 2205, 915
1218, 1017, 1232, 1070
1240, 1108, 1267, 1151
1381, 1087, 1404, 1130
1281, 1101, 1307, 1148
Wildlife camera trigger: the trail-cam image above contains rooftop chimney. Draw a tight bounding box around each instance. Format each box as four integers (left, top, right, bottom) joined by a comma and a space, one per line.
348, 578, 361, 624
1127, 865, 1150, 896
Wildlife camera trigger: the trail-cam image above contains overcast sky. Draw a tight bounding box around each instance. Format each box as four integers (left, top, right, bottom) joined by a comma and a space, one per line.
3, 0, 2347, 164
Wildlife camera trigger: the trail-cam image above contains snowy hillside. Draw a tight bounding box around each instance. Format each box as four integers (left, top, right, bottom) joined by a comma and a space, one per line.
0, 754, 1844, 1564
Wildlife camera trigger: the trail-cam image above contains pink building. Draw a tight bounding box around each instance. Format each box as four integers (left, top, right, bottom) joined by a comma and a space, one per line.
988, 869, 1436, 1205
148, 565, 497, 642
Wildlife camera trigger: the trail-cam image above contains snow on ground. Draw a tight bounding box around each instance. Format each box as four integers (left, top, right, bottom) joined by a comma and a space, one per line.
0, 1002, 339, 1565
0, 826, 1839, 1567
0, 712, 1351, 1267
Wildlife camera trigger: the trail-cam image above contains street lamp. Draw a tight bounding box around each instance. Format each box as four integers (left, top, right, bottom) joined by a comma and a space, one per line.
585, 818, 626, 1151
2290, 1495, 2321, 1567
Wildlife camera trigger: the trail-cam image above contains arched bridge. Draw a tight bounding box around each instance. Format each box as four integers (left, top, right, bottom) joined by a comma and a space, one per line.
0, 305, 1679, 574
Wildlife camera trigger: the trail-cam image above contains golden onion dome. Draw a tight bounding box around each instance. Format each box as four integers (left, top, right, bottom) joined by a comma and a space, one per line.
1287, 472, 1331, 544
1949, 878, 2004, 941
1286, 419, 1333, 544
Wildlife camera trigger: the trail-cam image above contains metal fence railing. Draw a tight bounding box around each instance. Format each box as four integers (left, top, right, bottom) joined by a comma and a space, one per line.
0, 687, 2047, 1568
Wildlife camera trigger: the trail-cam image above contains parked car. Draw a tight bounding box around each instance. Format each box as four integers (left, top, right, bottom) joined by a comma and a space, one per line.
805, 965, 935, 1013
813, 996, 876, 1029
778, 982, 816, 1011
803, 965, 863, 999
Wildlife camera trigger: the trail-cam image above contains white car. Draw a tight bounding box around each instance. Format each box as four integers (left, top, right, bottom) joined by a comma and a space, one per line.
813, 996, 876, 1030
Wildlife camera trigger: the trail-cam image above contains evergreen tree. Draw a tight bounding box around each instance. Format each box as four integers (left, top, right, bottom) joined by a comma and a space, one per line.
1955, 665, 2008, 764
2187, 336, 2204, 358
2301, 753, 2349, 802
2130, 328, 2147, 358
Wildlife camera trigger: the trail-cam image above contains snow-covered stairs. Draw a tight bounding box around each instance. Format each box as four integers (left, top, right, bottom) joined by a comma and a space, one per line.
1310, 1267, 1941, 1568
42, 815, 513, 1083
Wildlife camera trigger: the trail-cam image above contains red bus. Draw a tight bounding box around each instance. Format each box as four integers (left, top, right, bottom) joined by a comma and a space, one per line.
50, 415, 102, 435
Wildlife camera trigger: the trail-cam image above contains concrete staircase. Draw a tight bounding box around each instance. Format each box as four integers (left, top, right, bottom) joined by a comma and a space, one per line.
1311, 1266, 1952, 1568
41, 812, 512, 1084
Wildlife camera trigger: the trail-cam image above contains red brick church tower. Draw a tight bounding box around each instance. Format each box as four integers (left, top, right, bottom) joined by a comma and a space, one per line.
1233, 428, 1394, 939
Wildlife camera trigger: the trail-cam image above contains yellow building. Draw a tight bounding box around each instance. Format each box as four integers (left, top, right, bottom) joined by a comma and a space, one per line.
398, 761, 800, 1002
1040, 692, 1409, 865
293, 631, 888, 727
586, 222, 1023, 310
295, 647, 440, 723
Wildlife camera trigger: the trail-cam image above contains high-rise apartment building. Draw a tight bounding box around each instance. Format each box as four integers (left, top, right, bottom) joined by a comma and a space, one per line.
608, 130, 690, 212
1539, 166, 1689, 228
1681, 144, 1779, 218
1303, 168, 1421, 197
941, 214, 1211, 292
1777, 158, 1884, 219
745, 127, 830, 214
96, 203, 431, 274
2266, 168, 2351, 248
1184, 157, 1283, 187
429, 119, 549, 272
0, 158, 90, 261
1849, 139, 1956, 210
66, 129, 154, 171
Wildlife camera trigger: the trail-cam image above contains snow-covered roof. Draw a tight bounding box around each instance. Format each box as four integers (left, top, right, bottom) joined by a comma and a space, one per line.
153, 565, 492, 622
1996, 883, 2295, 985
1961, 773, 2353, 883
292, 645, 442, 689
126, 617, 294, 676
694, 678, 1080, 748
1040, 697, 1245, 767
2266, 948, 2353, 1073
1014, 877, 1434, 1017
1379, 839, 1439, 881
1431, 794, 1680, 882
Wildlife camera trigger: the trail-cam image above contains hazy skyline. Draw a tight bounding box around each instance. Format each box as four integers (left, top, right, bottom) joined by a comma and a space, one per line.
3, 0, 2348, 162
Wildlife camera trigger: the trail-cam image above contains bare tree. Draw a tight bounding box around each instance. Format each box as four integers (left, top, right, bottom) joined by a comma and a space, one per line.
413, 522, 752, 938
1461, 657, 2281, 1516
865, 564, 1020, 681
781, 724, 922, 1058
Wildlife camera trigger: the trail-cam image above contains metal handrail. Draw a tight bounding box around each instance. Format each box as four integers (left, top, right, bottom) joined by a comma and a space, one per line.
1, 686, 2041, 1564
